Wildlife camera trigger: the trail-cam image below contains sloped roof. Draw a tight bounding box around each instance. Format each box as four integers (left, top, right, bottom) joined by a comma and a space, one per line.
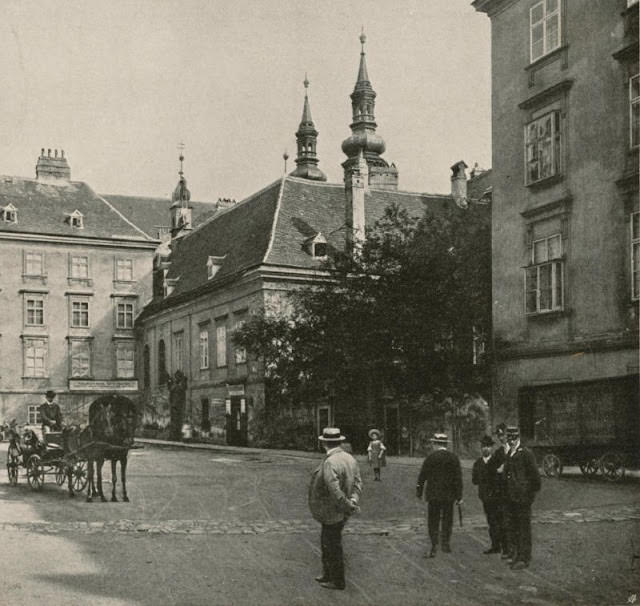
102, 194, 218, 239
0, 176, 153, 241
163, 179, 283, 297
141, 176, 459, 316
265, 177, 450, 268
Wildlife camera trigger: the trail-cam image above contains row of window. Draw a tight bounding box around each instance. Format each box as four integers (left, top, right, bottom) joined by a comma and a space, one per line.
524, 212, 639, 315
1, 205, 84, 228
149, 320, 247, 388
22, 337, 134, 379
23, 295, 135, 329
22, 252, 136, 282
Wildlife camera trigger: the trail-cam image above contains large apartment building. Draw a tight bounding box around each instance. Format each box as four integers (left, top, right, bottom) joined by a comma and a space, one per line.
473, 1, 639, 440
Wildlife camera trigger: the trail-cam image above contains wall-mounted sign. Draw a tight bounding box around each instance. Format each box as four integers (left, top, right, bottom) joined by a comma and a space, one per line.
68, 379, 138, 392
226, 384, 245, 396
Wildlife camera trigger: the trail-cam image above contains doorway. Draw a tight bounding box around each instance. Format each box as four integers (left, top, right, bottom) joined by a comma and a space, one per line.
225, 396, 248, 446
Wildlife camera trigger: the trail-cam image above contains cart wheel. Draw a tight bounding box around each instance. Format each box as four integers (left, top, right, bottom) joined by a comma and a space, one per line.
579, 458, 600, 479
599, 453, 625, 482
542, 453, 563, 478
26, 454, 44, 491
71, 460, 88, 493
55, 462, 67, 486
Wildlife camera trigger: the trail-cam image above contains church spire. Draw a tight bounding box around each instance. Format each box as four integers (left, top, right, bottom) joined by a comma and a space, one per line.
341, 30, 398, 190
290, 74, 327, 182
170, 145, 193, 238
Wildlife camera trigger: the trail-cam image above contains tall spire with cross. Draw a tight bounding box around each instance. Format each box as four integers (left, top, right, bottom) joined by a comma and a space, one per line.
290, 74, 327, 182
341, 30, 398, 190
170, 143, 193, 238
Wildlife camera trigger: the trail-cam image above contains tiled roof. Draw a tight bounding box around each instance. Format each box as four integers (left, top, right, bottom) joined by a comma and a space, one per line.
265, 177, 451, 268
102, 194, 218, 239
163, 179, 283, 297
143, 176, 460, 315
0, 176, 153, 241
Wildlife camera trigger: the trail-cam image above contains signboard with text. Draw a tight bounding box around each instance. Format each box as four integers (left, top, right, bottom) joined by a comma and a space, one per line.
68, 379, 139, 392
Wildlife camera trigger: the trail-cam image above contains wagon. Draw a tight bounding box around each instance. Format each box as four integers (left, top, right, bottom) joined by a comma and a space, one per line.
6, 423, 89, 492
522, 375, 639, 482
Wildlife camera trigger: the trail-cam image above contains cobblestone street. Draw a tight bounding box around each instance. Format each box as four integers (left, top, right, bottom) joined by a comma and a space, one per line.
0, 442, 638, 605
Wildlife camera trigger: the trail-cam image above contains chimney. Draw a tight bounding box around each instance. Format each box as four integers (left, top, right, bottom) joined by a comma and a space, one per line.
36, 148, 71, 181
450, 160, 468, 208
345, 149, 368, 252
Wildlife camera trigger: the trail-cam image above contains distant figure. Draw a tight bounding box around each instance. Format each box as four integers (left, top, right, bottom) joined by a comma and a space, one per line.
308, 427, 362, 591
504, 426, 541, 570
367, 428, 387, 481
39, 390, 62, 434
492, 423, 510, 559
472, 435, 502, 554
416, 432, 463, 557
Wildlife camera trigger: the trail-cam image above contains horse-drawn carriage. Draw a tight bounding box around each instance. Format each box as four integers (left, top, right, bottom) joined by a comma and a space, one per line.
525, 376, 639, 482
6, 394, 139, 500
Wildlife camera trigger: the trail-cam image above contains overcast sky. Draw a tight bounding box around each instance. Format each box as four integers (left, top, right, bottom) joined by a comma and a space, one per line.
0, 0, 490, 203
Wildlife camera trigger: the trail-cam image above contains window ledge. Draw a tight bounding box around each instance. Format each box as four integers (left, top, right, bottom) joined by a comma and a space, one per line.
68, 278, 93, 287
525, 45, 568, 72
526, 173, 564, 191
525, 309, 571, 321
23, 275, 48, 285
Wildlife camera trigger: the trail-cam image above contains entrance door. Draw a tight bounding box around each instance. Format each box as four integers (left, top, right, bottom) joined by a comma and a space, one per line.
225, 396, 248, 446
385, 405, 399, 455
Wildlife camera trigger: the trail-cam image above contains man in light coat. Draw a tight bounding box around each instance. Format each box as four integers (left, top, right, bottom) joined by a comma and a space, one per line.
308, 427, 362, 591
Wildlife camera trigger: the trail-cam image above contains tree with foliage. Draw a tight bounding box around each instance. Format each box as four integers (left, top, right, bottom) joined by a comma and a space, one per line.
234, 201, 491, 452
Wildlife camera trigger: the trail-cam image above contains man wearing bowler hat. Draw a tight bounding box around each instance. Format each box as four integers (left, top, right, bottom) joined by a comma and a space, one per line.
472, 435, 502, 554
416, 432, 463, 557
504, 426, 540, 570
39, 390, 62, 434
308, 427, 362, 590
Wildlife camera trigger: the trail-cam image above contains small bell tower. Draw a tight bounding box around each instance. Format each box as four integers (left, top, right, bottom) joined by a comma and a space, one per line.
170, 146, 193, 239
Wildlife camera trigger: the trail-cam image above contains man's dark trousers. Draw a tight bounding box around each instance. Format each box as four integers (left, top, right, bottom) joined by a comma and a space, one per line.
482, 499, 502, 550
506, 501, 532, 562
427, 500, 454, 548
321, 521, 346, 586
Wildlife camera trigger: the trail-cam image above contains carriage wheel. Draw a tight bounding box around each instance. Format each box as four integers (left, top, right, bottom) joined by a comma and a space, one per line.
542, 453, 563, 478
599, 453, 626, 482
71, 460, 88, 493
26, 454, 44, 491
579, 458, 600, 479
55, 462, 67, 486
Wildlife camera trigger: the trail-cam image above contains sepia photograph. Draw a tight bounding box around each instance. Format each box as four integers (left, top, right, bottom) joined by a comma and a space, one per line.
0, 1, 637, 604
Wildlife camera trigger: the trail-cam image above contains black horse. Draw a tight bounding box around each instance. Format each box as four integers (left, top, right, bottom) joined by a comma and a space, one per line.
64, 394, 137, 502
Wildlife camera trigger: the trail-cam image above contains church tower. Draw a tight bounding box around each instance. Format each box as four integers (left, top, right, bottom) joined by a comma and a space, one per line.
290, 75, 327, 181
170, 151, 193, 239
341, 31, 398, 190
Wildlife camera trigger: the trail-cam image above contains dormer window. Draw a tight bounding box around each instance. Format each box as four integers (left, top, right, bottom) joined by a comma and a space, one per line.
67, 209, 84, 229
305, 233, 328, 259
207, 255, 225, 280
2, 203, 17, 223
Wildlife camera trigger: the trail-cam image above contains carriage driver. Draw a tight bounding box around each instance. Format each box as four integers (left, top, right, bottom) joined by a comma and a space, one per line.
39, 390, 63, 434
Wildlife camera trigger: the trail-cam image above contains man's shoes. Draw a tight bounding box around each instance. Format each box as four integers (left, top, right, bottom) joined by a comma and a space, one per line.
442, 544, 451, 553
483, 547, 501, 554
319, 581, 345, 590
510, 560, 529, 571
500, 552, 510, 560
425, 546, 437, 558
315, 576, 330, 583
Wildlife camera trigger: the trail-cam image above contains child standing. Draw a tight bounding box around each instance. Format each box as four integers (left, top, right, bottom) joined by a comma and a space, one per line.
367, 429, 387, 481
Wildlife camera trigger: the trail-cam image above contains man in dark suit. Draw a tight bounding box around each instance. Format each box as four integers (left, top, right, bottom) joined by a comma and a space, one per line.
492, 423, 510, 559
39, 390, 62, 433
416, 432, 463, 557
472, 435, 502, 554
504, 426, 541, 570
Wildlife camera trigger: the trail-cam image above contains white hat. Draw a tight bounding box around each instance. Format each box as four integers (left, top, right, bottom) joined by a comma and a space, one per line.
318, 427, 346, 442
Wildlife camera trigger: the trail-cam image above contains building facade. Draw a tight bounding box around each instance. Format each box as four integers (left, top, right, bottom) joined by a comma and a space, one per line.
136, 35, 491, 450
0, 149, 158, 426
473, 1, 639, 441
